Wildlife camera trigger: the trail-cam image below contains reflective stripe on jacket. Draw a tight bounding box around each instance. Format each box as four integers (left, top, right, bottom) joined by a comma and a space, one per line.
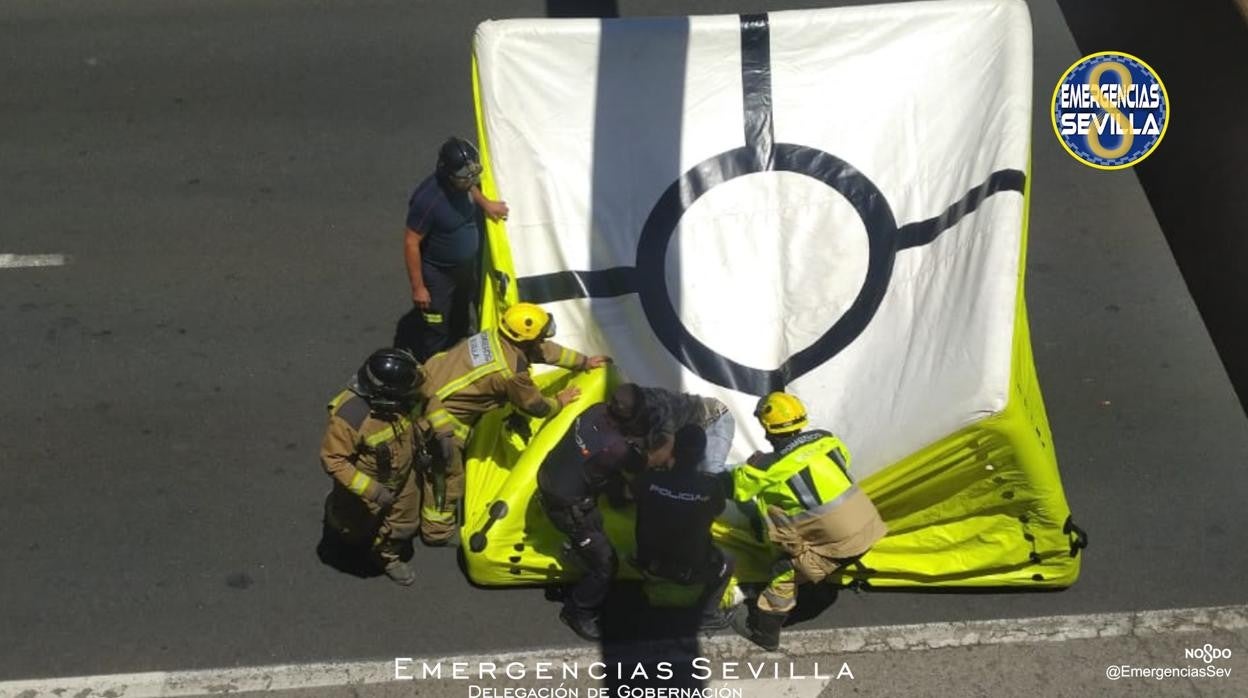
321, 389, 427, 495
421, 328, 587, 442
731, 430, 855, 519
731, 429, 886, 560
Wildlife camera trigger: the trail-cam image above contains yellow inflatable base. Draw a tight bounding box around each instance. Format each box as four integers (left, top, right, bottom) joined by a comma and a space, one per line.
459, 314, 1082, 590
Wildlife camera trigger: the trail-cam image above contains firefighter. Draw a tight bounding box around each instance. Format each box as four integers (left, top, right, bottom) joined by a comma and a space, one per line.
420, 302, 611, 544
632, 424, 734, 630
320, 348, 444, 586
536, 385, 648, 641
729, 392, 887, 650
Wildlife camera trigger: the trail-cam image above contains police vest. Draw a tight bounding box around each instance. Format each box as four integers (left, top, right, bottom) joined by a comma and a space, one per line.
731, 430, 856, 522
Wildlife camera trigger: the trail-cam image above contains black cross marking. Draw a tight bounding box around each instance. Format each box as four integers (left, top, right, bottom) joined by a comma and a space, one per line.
516, 14, 1025, 395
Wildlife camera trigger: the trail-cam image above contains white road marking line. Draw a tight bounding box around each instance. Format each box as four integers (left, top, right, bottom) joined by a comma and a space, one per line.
0, 604, 1243, 697
0, 254, 69, 269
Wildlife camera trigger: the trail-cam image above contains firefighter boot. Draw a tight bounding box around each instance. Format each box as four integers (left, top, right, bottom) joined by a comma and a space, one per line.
731, 604, 785, 651
376, 539, 416, 586
383, 559, 416, 586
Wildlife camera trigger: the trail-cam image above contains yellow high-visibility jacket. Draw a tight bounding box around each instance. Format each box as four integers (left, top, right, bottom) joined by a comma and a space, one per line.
732, 429, 887, 561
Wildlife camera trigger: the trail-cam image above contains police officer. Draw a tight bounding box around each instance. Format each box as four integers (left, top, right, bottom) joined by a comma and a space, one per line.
632, 425, 734, 629
536, 385, 647, 641
729, 392, 887, 650
320, 348, 442, 585
395, 136, 509, 361
419, 302, 611, 544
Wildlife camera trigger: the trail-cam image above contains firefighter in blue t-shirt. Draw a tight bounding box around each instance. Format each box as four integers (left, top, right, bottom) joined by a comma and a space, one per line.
394, 137, 508, 361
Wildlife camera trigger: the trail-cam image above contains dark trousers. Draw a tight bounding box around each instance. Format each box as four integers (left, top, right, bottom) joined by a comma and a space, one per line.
544, 497, 618, 615
394, 259, 477, 362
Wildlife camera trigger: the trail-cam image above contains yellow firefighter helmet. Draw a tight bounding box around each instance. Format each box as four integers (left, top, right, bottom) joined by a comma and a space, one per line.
754, 392, 809, 435
499, 302, 555, 342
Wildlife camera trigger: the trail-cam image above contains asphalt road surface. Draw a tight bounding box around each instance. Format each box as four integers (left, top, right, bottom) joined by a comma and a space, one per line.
1, 0, 1246, 684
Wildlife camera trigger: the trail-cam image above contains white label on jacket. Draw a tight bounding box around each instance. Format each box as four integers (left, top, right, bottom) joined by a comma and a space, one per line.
467, 332, 495, 367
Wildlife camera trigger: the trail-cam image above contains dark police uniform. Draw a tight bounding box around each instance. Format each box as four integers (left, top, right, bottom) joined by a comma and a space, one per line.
395, 173, 481, 361
537, 403, 644, 627
633, 461, 732, 619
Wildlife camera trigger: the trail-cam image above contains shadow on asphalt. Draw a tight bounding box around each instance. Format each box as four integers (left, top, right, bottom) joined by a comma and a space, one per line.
536, 580, 849, 689
315, 523, 418, 581
547, 582, 710, 691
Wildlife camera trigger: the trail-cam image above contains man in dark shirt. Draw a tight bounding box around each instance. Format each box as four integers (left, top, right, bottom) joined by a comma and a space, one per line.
394, 137, 509, 361
632, 424, 734, 629
612, 383, 735, 474
537, 388, 647, 642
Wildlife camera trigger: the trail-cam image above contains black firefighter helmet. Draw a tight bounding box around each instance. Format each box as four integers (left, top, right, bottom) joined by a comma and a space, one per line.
354, 348, 424, 414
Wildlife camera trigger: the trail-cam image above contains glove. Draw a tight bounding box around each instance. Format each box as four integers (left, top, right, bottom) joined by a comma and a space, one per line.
368, 481, 397, 510
437, 433, 459, 468
505, 412, 533, 442
350, 471, 396, 510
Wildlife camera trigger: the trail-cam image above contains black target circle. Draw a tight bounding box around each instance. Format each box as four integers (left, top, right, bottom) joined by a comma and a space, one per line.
634, 143, 898, 395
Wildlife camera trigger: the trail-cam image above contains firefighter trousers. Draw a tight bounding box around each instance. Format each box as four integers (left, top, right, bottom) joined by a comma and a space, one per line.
323, 468, 421, 563
416, 445, 464, 545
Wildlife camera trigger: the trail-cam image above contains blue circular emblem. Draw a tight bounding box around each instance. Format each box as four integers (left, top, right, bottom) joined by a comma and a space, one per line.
1052, 52, 1169, 170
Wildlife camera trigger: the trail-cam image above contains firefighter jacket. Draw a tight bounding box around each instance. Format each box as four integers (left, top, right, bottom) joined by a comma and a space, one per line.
422, 328, 587, 444
731, 429, 887, 561
320, 389, 432, 502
